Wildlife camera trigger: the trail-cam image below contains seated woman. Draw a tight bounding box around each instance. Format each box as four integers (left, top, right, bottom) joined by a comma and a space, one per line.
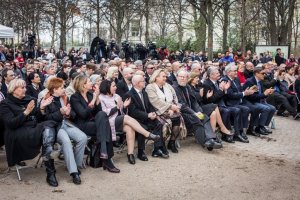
26, 72, 44, 99
70, 75, 119, 173
106, 66, 119, 84
0, 79, 59, 187
99, 79, 160, 165
145, 69, 182, 153
43, 77, 87, 185
188, 72, 231, 135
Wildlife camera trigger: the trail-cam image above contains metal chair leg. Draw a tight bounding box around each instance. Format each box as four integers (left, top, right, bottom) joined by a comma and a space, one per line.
16, 166, 22, 181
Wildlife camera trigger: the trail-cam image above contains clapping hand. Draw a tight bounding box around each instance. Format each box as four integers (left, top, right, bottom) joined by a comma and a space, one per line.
206, 90, 213, 98
123, 98, 131, 108
40, 96, 53, 109
24, 100, 35, 115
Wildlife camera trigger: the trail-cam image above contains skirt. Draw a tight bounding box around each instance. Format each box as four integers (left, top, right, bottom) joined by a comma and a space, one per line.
202, 103, 217, 116
115, 115, 125, 133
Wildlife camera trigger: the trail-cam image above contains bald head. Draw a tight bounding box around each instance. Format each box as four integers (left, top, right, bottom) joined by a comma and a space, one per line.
172, 61, 181, 72
132, 75, 145, 89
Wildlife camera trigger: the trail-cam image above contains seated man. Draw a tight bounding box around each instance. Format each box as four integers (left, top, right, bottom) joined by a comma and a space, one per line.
223, 64, 256, 143
126, 75, 168, 159
243, 67, 276, 136
173, 69, 222, 151
202, 66, 241, 143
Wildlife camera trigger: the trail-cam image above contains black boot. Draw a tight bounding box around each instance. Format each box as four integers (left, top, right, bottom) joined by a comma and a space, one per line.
42, 128, 58, 160
167, 140, 178, 153
44, 159, 58, 187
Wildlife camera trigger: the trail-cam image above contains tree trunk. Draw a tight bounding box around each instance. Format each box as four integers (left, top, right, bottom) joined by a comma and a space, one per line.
207, 0, 213, 60
192, 3, 206, 51
144, 0, 150, 43
240, 0, 246, 53
222, 0, 229, 52
268, 0, 277, 45
96, 0, 100, 36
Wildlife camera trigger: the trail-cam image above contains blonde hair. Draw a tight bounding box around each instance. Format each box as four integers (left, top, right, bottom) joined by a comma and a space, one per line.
106, 66, 118, 80
73, 75, 88, 93
149, 69, 167, 84
188, 72, 199, 84
8, 79, 26, 94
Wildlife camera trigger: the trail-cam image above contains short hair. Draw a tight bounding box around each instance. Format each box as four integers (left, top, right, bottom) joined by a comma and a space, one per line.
87, 63, 96, 71
191, 63, 201, 71
73, 75, 88, 93
2, 68, 13, 79
8, 79, 26, 94
100, 79, 113, 95
207, 67, 219, 78
132, 75, 144, 86
47, 77, 64, 94
176, 68, 188, 77
123, 67, 133, 76
253, 66, 264, 74
134, 60, 143, 66
90, 74, 101, 85
106, 66, 118, 79
188, 72, 199, 84
149, 69, 167, 84
225, 64, 237, 74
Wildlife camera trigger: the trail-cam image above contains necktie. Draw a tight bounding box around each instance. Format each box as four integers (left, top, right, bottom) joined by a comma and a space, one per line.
139, 91, 146, 111
214, 82, 219, 90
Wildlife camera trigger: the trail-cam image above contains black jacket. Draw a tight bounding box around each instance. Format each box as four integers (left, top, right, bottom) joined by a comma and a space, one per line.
223, 76, 244, 106
202, 79, 226, 107
116, 79, 130, 99
26, 84, 44, 99
126, 88, 155, 124
70, 92, 102, 131
243, 76, 267, 103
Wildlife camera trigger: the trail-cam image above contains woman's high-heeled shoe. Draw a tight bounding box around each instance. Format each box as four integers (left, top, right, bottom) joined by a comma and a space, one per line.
102, 159, 120, 173
147, 133, 160, 141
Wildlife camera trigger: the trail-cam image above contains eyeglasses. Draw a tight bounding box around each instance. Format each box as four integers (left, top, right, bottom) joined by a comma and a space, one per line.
147, 67, 154, 70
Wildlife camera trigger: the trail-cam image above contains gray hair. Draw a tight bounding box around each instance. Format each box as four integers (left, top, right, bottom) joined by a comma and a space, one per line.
191, 63, 201, 71
132, 75, 144, 86
90, 74, 101, 85
8, 79, 26, 94
207, 66, 219, 78
224, 64, 237, 74
134, 60, 143, 66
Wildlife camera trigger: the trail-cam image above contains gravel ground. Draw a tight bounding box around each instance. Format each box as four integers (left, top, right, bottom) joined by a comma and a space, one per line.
0, 116, 300, 200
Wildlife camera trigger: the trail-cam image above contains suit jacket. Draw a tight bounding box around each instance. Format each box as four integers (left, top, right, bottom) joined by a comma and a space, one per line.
126, 88, 155, 124
243, 76, 267, 103
172, 83, 202, 114
202, 79, 226, 107
116, 79, 130, 99
167, 72, 177, 85
223, 76, 244, 106
26, 84, 44, 99
70, 92, 102, 131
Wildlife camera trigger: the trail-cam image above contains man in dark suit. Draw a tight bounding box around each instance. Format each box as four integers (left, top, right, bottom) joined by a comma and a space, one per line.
1, 68, 15, 98
116, 67, 134, 98
144, 63, 155, 84
126, 75, 168, 160
243, 67, 276, 136
173, 69, 222, 150
203, 66, 242, 143
223, 64, 257, 143
166, 61, 180, 85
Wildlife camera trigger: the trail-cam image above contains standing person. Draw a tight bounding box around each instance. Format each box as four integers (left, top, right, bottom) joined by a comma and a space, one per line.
99, 79, 160, 165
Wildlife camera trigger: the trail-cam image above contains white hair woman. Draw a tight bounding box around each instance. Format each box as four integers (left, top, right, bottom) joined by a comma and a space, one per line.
145, 69, 182, 153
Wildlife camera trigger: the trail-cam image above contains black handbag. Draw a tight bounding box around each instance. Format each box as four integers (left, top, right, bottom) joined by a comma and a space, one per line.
86, 141, 102, 168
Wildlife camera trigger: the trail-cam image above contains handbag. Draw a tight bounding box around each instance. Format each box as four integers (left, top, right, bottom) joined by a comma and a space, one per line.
86, 140, 101, 168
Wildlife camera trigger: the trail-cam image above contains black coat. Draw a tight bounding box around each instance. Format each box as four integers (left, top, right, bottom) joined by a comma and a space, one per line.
202, 79, 226, 107
116, 79, 130, 99
26, 84, 44, 99
70, 92, 102, 131
0, 94, 57, 166
126, 88, 155, 124
1, 83, 8, 98
223, 76, 245, 106
167, 72, 177, 85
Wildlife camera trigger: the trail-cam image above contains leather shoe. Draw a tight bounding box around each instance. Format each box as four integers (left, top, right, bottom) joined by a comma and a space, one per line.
255, 127, 268, 135
71, 173, 81, 185
261, 126, 272, 134
127, 154, 136, 165
160, 145, 169, 155
152, 149, 169, 159
221, 134, 235, 143
247, 129, 260, 137
277, 112, 289, 117
204, 139, 223, 151
240, 131, 248, 140
137, 151, 148, 161
147, 133, 160, 141
102, 159, 120, 173
167, 140, 178, 153
234, 134, 249, 143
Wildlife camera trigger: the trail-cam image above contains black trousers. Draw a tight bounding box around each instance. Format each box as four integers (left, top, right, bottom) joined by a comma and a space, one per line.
138, 119, 164, 149
219, 106, 241, 135
79, 111, 114, 159
276, 93, 298, 115
181, 112, 216, 146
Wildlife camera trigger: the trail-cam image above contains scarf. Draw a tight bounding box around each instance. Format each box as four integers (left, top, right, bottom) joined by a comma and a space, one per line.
154, 83, 174, 103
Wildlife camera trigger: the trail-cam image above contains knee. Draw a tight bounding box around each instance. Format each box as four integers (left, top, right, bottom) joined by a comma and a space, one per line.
210, 111, 216, 118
